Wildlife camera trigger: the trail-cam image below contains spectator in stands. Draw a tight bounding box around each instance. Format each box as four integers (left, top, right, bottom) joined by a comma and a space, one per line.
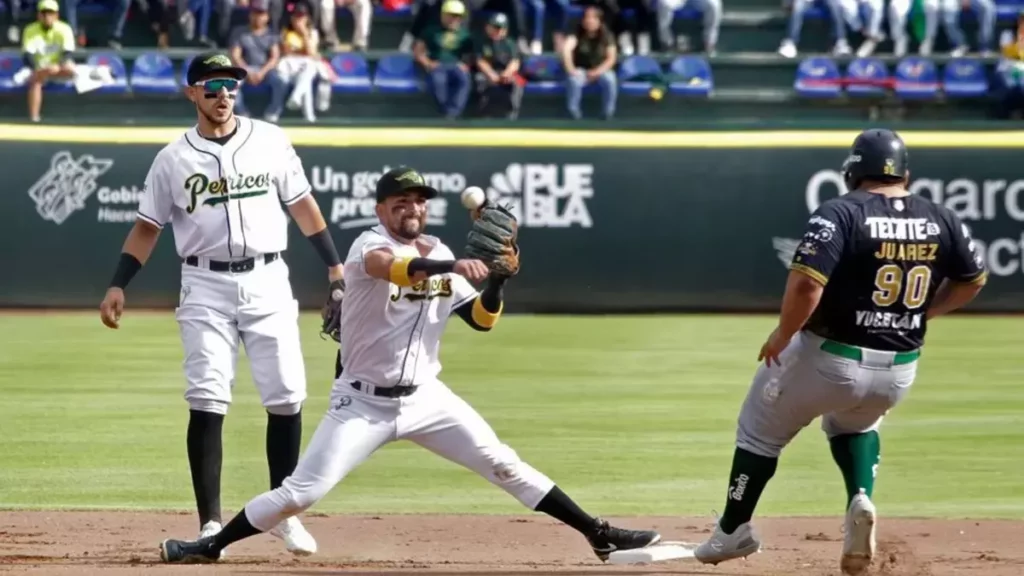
218, 0, 284, 47
19, 0, 75, 122
414, 0, 474, 119
277, 2, 333, 121
474, 13, 524, 118
520, 0, 569, 54
62, 0, 130, 47
172, 0, 217, 47
315, 0, 373, 51
656, 0, 720, 54
993, 11, 1024, 117
778, 0, 854, 58
561, 5, 617, 119
6, 0, 23, 46
932, 0, 995, 57
229, 0, 287, 121
402, 0, 528, 55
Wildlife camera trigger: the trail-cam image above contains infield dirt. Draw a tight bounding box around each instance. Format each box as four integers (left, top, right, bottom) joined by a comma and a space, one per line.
0, 511, 1021, 575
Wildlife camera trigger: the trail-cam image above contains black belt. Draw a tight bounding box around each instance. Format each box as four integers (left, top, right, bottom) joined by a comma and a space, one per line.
350, 381, 418, 398
183, 252, 282, 273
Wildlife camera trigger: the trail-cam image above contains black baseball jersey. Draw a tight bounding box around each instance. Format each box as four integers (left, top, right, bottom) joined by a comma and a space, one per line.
791, 190, 987, 352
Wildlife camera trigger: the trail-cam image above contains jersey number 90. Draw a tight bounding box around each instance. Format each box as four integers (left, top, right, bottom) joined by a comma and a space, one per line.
871, 264, 931, 309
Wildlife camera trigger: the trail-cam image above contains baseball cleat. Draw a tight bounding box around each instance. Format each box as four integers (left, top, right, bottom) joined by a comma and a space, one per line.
586, 518, 662, 562
198, 520, 225, 559
270, 516, 318, 556
841, 489, 877, 575
159, 536, 222, 564
694, 521, 762, 565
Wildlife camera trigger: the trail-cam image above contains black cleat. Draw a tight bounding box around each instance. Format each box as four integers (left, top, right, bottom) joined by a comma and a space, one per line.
159, 536, 222, 564
585, 518, 662, 561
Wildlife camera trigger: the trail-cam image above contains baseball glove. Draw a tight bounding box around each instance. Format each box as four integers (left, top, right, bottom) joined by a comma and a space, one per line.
464, 203, 520, 277
320, 278, 345, 342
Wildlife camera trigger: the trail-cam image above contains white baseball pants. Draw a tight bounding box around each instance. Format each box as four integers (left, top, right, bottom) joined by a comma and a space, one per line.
176, 257, 307, 416
243, 381, 557, 531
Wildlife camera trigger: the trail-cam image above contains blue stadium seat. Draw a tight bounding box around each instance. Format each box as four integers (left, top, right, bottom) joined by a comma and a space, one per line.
130, 51, 179, 94
372, 54, 421, 93
893, 56, 939, 99
330, 53, 372, 93
373, 4, 412, 16
845, 57, 889, 96
0, 53, 23, 93
667, 55, 713, 96
794, 56, 842, 98
943, 58, 989, 97
522, 55, 565, 95
86, 52, 129, 94
618, 55, 661, 95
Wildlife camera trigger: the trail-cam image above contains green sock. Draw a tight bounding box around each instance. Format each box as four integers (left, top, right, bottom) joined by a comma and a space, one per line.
829, 431, 881, 505
719, 448, 778, 534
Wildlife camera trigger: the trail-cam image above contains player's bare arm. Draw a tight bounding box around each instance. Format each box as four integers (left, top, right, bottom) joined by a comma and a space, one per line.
760, 269, 825, 366
99, 220, 162, 329
286, 194, 344, 282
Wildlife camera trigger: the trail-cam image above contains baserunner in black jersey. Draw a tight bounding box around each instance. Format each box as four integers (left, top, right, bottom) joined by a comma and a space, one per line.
693, 128, 988, 575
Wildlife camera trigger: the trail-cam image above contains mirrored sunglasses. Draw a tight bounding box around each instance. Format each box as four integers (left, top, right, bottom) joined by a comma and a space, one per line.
195, 78, 241, 93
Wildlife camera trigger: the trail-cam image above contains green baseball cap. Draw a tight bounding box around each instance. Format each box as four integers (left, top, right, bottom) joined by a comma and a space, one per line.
38, 0, 59, 12
375, 167, 439, 203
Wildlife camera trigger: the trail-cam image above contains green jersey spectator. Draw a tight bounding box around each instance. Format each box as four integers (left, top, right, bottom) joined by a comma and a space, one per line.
20, 0, 76, 123
414, 0, 474, 118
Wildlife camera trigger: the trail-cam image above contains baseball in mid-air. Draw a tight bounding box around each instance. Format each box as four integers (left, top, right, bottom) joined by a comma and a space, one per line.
461, 186, 486, 210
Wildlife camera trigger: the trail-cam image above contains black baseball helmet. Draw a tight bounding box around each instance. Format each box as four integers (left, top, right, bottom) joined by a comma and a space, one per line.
841, 128, 909, 190
375, 166, 439, 203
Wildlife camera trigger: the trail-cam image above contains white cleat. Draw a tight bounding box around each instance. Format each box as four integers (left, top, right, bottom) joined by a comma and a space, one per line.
270, 516, 318, 557
694, 521, 762, 565
841, 490, 877, 575
198, 520, 225, 559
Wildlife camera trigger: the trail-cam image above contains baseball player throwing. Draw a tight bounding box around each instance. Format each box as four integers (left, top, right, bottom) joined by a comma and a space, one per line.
694, 129, 988, 575
157, 166, 662, 564
99, 52, 348, 558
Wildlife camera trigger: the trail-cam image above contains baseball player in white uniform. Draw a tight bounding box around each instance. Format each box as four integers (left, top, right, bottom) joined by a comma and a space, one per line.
99, 52, 348, 558
156, 166, 662, 564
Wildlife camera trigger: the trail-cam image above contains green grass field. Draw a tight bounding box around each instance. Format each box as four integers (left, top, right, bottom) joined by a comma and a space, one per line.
0, 313, 1021, 520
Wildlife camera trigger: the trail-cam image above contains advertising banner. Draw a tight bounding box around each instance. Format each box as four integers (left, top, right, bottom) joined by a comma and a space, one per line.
3, 132, 1022, 311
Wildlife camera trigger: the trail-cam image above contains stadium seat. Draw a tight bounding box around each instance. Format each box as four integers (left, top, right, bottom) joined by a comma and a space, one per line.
943, 58, 989, 97
85, 52, 129, 94
667, 56, 713, 96
845, 57, 889, 96
794, 56, 842, 98
130, 51, 179, 94
522, 55, 565, 95
0, 53, 23, 93
372, 54, 421, 93
893, 56, 939, 99
618, 55, 662, 95
330, 53, 372, 93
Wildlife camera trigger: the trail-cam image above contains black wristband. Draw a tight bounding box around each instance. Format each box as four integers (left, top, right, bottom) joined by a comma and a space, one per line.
110, 253, 143, 289
307, 228, 342, 268
408, 258, 456, 277
480, 274, 506, 312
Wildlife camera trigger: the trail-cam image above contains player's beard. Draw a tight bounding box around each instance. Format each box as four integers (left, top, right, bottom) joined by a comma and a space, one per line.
393, 214, 424, 240
198, 98, 235, 126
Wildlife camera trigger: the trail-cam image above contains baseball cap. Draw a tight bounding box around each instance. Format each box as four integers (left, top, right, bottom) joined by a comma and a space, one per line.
488, 12, 508, 28
38, 0, 59, 12
375, 167, 439, 203
186, 52, 247, 86
441, 0, 466, 15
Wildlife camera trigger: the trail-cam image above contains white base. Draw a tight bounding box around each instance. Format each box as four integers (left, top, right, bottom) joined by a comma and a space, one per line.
607, 541, 699, 565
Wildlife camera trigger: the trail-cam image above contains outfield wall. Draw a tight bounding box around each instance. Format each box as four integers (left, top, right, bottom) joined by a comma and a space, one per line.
4, 125, 1024, 312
